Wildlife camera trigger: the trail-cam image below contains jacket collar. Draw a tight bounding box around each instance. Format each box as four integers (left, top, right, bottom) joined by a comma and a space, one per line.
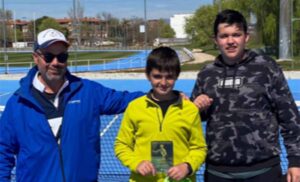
16, 66, 82, 108
214, 49, 258, 68
145, 90, 183, 107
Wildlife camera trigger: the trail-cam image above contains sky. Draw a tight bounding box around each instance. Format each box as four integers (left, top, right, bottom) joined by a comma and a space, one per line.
6, 0, 213, 20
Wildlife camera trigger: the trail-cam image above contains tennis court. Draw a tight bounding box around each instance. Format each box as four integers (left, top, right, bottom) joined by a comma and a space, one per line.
0, 78, 299, 182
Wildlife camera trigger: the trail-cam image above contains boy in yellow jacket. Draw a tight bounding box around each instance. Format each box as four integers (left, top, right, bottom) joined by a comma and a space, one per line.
115, 46, 207, 182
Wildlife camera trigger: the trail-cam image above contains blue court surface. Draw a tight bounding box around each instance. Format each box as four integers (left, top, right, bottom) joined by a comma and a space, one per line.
0, 78, 300, 182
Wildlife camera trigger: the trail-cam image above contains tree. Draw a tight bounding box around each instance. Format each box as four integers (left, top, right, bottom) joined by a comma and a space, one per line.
0, 9, 13, 20
185, 5, 218, 47
38, 17, 66, 34
0, 9, 13, 45
7, 27, 22, 42
293, 0, 300, 56
97, 12, 113, 39
185, 0, 281, 51
68, 0, 84, 46
230, 0, 279, 48
158, 19, 175, 38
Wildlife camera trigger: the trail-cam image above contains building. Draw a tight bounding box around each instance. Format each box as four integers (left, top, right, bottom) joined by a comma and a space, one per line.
170, 14, 193, 39
6, 17, 105, 47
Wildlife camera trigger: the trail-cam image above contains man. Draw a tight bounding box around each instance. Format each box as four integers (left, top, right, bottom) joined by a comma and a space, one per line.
0, 28, 144, 181
191, 9, 300, 182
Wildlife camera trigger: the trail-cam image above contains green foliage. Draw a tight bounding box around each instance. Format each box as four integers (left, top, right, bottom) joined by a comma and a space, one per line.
293, 0, 300, 56
7, 28, 23, 42
158, 20, 175, 38
185, 5, 217, 47
185, 0, 282, 54
262, 14, 277, 46
38, 17, 66, 34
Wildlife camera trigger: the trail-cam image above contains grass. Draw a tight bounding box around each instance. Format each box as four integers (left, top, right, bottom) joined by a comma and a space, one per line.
0, 51, 138, 67
181, 46, 300, 71
0, 50, 300, 71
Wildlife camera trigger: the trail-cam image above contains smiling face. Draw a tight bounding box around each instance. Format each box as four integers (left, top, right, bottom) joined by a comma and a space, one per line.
33, 42, 68, 86
147, 69, 177, 101
214, 23, 249, 63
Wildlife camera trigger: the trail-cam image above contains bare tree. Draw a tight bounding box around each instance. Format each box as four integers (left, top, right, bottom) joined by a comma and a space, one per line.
68, 0, 84, 46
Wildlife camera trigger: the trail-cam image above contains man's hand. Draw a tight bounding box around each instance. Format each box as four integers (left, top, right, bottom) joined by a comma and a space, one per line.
167, 163, 190, 181
136, 160, 156, 176
180, 92, 189, 100
193, 94, 213, 111
287, 167, 300, 182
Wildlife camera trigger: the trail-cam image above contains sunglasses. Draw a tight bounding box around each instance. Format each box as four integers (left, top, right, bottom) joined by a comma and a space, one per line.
37, 52, 69, 63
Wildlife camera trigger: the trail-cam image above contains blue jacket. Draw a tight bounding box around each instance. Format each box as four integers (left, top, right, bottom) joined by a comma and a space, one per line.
0, 67, 144, 182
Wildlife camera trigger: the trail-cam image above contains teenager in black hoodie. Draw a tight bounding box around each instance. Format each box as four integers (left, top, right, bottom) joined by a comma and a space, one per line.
191, 9, 300, 182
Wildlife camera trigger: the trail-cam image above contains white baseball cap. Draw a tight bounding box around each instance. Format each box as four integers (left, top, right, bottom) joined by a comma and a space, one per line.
34, 28, 69, 51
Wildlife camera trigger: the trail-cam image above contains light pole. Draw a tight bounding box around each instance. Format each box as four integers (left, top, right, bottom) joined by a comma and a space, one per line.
33, 12, 36, 42
13, 10, 17, 49
2, 0, 7, 74
21, 17, 27, 43
144, 0, 147, 51
279, 0, 292, 60
72, 0, 78, 72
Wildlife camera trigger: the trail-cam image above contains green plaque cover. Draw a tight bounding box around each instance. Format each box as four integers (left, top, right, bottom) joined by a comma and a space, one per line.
151, 141, 173, 173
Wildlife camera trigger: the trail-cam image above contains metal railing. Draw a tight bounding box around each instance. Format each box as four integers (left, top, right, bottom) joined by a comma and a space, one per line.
0, 57, 146, 74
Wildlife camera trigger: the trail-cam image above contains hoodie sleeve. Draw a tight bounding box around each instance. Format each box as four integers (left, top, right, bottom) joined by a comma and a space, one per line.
0, 100, 18, 181
269, 62, 300, 168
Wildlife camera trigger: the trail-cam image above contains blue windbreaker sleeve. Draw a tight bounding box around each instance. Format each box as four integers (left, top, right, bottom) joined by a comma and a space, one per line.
0, 100, 18, 181
93, 82, 144, 115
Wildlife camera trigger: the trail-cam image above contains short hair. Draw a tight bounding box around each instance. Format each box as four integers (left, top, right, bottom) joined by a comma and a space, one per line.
145, 46, 181, 78
213, 9, 248, 37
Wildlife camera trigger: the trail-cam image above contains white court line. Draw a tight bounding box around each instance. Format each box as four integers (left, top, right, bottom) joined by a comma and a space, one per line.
296, 101, 300, 111
0, 92, 12, 97
100, 115, 119, 137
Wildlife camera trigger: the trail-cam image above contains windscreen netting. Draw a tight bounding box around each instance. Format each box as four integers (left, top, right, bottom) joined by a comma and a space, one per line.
0, 111, 289, 182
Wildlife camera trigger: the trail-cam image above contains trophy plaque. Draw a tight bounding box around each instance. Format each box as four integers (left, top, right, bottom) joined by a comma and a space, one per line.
151, 141, 173, 173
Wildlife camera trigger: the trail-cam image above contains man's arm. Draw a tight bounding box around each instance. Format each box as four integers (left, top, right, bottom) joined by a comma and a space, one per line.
93, 82, 144, 115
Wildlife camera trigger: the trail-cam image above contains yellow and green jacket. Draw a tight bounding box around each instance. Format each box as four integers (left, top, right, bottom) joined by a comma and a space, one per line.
115, 93, 207, 182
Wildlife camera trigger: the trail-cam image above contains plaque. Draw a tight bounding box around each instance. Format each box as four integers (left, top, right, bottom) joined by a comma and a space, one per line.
151, 141, 173, 173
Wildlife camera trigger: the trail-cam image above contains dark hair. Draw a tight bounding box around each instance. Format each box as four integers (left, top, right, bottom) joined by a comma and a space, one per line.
145, 46, 181, 78
213, 9, 248, 37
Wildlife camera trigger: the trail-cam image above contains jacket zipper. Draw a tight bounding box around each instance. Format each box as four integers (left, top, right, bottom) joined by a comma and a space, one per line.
58, 143, 66, 182
156, 107, 163, 131
57, 115, 66, 182
43, 114, 66, 182
156, 105, 172, 132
